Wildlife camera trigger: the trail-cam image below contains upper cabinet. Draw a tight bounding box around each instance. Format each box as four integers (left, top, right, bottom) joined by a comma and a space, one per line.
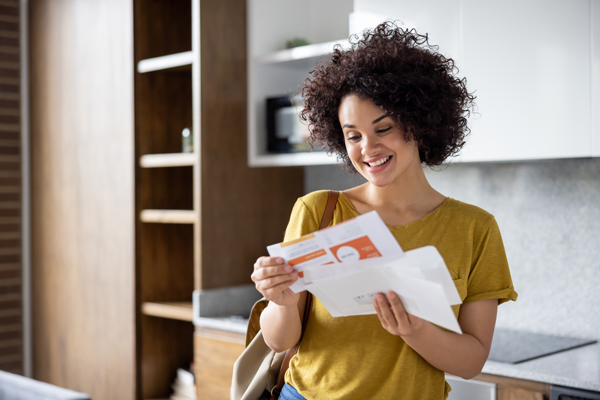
247, 0, 353, 166
248, 0, 599, 166
459, 0, 593, 162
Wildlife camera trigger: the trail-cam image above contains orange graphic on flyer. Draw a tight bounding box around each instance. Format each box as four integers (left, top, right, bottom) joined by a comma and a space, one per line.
296, 260, 333, 278
289, 250, 327, 278
329, 236, 381, 263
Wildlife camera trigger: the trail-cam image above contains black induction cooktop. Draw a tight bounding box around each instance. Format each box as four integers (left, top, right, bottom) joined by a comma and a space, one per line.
488, 328, 597, 364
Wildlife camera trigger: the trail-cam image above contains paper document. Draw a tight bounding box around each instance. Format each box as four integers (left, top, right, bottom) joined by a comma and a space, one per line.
304, 247, 462, 333
267, 211, 403, 292
266, 212, 463, 334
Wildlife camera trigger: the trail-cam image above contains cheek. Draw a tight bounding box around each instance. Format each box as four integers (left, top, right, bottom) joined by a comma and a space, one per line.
346, 145, 362, 165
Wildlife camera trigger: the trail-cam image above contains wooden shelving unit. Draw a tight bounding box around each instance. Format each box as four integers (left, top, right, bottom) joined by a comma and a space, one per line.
139, 210, 196, 224
140, 153, 196, 168
134, 1, 196, 398
134, 1, 304, 399
137, 51, 193, 73
142, 302, 194, 322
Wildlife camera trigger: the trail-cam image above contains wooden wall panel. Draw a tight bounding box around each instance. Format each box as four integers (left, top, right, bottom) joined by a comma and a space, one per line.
0, 0, 23, 375
199, 0, 304, 290
29, 1, 135, 399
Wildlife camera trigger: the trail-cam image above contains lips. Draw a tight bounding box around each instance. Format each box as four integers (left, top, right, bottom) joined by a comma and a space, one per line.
365, 156, 391, 167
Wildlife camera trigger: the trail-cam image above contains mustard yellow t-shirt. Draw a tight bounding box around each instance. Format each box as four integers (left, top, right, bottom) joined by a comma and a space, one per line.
284, 190, 518, 400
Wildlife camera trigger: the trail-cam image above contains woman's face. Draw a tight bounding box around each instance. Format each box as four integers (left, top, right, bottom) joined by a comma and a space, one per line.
338, 94, 421, 188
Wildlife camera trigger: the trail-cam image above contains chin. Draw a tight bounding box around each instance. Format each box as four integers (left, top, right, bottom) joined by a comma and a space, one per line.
365, 176, 394, 188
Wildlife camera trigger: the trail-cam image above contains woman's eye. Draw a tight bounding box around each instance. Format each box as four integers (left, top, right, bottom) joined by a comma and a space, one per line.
347, 134, 361, 141
377, 127, 392, 134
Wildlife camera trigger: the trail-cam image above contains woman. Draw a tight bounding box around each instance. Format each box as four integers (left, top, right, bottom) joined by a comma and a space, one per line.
251, 22, 517, 400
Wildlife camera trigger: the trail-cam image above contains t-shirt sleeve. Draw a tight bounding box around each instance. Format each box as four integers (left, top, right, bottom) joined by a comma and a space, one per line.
464, 217, 518, 305
283, 197, 322, 242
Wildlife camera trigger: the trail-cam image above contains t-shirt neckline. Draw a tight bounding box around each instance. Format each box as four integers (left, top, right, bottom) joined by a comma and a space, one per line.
338, 191, 452, 231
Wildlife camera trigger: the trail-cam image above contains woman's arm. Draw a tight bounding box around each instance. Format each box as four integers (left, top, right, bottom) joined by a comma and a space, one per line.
251, 256, 307, 353
260, 291, 308, 352
374, 292, 497, 379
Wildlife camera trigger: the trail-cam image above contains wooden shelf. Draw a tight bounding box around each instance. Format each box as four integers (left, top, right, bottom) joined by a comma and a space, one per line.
142, 302, 193, 322
140, 152, 195, 168
140, 209, 196, 224
137, 51, 193, 73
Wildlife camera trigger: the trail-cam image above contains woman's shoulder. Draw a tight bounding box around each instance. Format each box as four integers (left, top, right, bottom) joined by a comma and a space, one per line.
296, 190, 335, 214
443, 198, 496, 225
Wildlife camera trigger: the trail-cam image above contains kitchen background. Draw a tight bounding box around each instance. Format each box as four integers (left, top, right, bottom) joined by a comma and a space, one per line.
306, 159, 600, 341
253, 0, 600, 341
3, 0, 598, 399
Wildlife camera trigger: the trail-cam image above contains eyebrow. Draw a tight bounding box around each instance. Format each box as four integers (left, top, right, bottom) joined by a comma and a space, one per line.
342, 114, 389, 129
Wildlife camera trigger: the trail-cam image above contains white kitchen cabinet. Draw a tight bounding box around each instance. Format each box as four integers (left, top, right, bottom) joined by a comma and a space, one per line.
247, 0, 352, 167
353, 0, 461, 62
446, 375, 497, 400
247, 0, 598, 166
459, 0, 592, 162
593, 0, 600, 157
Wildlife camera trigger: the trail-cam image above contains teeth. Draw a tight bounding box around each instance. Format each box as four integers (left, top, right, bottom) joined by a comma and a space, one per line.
368, 157, 390, 167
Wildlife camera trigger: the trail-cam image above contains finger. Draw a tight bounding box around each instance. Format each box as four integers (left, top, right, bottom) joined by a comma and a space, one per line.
387, 292, 410, 327
373, 301, 388, 328
254, 256, 284, 270
376, 293, 397, 327
255, 272, 298, 291
259, 275, 299, 296
251, 264, 293, 281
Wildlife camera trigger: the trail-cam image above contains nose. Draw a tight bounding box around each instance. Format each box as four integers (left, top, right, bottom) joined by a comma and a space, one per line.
361, 134, 381, 156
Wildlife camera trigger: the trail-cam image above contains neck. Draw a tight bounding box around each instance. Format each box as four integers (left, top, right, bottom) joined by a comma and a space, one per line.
363, 164, 438, 212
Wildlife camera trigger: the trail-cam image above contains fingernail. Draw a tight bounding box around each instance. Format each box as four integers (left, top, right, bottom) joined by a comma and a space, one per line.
285, 265, 293, 272
388, 292, 396, 299
276, 258, 284, 264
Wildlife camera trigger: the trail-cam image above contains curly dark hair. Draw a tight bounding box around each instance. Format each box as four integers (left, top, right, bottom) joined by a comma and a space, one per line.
300, 21, 475, 168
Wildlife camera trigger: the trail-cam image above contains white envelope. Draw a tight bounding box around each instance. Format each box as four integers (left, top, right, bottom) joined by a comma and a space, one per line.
304, 246, 462, 306
307, 266, 462, 334
382, 246, 462, 306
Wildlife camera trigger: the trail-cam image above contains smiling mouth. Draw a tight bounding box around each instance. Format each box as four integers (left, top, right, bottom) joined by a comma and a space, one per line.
365, 156, 391, 167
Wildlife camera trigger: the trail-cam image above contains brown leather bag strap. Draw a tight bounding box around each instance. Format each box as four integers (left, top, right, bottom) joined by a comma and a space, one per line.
320, 190, 339, 230
270, 190, 339, 399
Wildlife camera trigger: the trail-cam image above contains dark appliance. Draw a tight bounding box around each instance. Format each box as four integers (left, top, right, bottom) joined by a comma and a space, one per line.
550, 385, 600, 400
488, 329, 597, 364
266, 96, 315, 153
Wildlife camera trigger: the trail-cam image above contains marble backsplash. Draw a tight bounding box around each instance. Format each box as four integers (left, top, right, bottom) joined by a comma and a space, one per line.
304, 158, 600, 340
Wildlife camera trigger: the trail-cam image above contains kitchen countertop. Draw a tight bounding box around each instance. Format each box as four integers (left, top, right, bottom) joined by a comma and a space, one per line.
482, 341, 600, 392
194, 316, 249, 334
196, 315, 600, 392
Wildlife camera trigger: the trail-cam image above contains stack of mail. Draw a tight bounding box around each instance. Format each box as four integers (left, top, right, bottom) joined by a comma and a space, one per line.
267, 211, 463, 334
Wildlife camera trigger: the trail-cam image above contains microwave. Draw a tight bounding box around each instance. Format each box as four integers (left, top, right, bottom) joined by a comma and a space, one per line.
266, 96, 320, 154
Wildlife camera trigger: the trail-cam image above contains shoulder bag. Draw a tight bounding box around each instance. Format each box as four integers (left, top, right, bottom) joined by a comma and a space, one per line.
230, 190, 339, 400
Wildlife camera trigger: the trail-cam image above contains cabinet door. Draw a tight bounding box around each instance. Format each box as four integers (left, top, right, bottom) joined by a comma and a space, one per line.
354, 0, 460, 61
593, 0, 600, 157
460, 0, 592, 162
195, 330, 245, 400
446, 375, 496, 400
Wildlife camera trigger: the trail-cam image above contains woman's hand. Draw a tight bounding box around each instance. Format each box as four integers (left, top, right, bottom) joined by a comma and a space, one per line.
251, 256, 300, 307
373, 291, 424, 336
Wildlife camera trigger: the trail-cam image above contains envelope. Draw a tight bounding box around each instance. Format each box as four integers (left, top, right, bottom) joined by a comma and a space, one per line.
306, 266, 462, 334
303, 246, 463, 334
